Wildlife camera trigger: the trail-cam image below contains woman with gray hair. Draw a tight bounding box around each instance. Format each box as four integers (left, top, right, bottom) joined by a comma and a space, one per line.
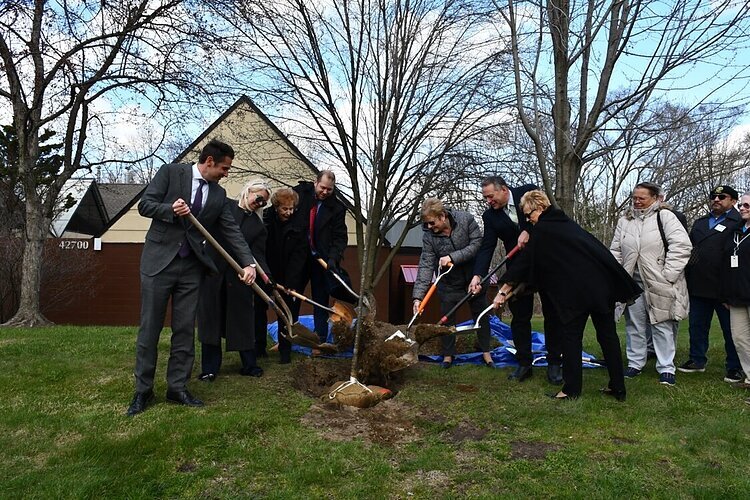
196, 179, 272, 380
610, 181, 692, 387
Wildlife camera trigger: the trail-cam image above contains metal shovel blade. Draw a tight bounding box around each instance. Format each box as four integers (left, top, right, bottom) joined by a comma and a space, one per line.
453, 304, 494, 334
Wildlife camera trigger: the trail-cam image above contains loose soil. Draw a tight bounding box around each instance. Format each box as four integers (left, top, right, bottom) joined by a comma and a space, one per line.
508, 440, 561, 460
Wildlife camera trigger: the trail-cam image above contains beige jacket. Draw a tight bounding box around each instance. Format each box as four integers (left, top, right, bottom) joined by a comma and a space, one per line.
610, 204, 692, 323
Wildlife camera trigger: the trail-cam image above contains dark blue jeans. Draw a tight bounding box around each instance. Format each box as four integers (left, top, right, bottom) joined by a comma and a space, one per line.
688, 295, 741, 371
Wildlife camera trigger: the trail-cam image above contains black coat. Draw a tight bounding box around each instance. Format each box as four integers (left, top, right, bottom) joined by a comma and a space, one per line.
264, 205, 310, 292
686, 208, 740, 299
722, 220, 750, 306
503, 208, 642, 324
197, 202, 268, 351
473, 184, 537, 277
292, 181, 348, 265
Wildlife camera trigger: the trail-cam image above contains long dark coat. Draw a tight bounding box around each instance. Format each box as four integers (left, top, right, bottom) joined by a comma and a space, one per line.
722, 220, 750, 306
292, 181, 348, 265
264, 205, 309, 292
503, 208, 642, 324
197, 201, 268, 351
686, 207, 740, 299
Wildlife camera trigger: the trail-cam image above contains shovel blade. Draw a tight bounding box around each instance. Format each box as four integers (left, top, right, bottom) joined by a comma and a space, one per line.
330, 300, 355, 326
289, 322, 323, 348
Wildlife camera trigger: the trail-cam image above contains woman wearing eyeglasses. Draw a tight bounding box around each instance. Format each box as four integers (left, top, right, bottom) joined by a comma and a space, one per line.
494, 190, 640, 400
196, 179, 272, 380
722, 192, 750, 402
610, 182, 692, 387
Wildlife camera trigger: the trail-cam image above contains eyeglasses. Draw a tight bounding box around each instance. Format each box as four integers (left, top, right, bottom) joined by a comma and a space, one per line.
711, 194, 728, 201
254, 195, 267, 207
423, 220, 438, 228
738, 202, 750, 209
523, 208, 538, 220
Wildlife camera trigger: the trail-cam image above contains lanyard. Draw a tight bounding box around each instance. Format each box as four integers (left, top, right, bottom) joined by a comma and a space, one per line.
733, 231, 750, 255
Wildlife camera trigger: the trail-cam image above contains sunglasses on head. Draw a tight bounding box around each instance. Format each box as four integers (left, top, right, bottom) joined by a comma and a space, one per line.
711, 194, 728, 201
739, 202, 750, 209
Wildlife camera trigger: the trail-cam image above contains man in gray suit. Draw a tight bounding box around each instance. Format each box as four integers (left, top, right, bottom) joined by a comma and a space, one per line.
127, 139, 256, 416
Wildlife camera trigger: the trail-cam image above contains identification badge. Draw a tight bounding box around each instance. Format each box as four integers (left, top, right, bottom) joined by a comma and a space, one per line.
731, 255, 739, 268
715, 224, 726, 232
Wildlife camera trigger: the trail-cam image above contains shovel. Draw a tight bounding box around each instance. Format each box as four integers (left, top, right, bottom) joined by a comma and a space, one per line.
275, 284, 356, 327
186, 213, 333, 351
389, 264, 452, 342
453, 304, 495, 334
437, 244, 520, 326
316, 257, 360, 301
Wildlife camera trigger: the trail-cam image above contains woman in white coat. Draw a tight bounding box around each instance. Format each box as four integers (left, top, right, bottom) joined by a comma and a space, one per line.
610, 182, 692, 386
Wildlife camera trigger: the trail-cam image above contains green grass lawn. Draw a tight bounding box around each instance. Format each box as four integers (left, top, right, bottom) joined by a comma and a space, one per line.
0, 319, 748, 499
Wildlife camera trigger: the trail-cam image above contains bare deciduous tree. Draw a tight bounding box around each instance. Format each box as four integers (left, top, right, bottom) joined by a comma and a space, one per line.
208, 0, 515, 294
0, 1, 205, 326
499, 0, 750, 215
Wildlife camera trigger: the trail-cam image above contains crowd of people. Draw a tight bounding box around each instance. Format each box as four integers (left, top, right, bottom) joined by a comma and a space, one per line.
125, 138, 750, 415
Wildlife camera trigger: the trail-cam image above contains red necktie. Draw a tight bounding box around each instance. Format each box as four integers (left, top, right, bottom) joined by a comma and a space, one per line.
309, 203, 317, 252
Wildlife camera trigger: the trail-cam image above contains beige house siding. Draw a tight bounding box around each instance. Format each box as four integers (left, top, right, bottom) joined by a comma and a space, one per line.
103, 96, 359, 244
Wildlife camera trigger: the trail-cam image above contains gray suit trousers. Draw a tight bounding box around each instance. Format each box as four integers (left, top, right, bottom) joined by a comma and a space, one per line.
134, 254, 203, 392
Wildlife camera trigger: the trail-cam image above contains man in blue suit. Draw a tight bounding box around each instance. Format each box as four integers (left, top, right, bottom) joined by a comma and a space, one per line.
127, 139, 257, 416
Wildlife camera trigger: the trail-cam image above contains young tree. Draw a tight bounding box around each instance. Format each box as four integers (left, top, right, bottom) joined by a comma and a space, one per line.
0, 1, 203, 326
499, 0, 750, 215
209, 0, 515, 293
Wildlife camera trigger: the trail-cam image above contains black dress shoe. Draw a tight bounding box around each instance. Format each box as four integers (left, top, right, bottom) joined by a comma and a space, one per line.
198, 373, 216, 382
600, 387, 626, 402
546, 392, 577, 401
240, 366, 264, 377
546, 364, 563, 385
126, 390, 154, 416
508, 365, 532, 382
166, 389, 204, 407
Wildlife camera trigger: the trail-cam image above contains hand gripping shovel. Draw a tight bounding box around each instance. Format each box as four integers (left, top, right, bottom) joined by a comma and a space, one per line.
316, 257, 360, 302
437, 244, 520, 326
186, 214, 334, 352
388, 264, 452, 342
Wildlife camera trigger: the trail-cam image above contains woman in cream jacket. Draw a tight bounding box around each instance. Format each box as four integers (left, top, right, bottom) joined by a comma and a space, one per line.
610, 182, 692, 386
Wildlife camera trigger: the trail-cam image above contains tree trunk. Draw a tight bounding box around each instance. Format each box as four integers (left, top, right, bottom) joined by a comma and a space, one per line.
2, 196, 52, 327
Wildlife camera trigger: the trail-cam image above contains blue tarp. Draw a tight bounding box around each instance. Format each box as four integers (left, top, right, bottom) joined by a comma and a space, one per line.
268, 315, 602, 368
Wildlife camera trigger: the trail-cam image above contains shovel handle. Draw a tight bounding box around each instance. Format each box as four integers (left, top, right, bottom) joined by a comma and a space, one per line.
316, 257, 360, 300
276, 284, 336, 314
437, 245, 521, 325
185, 213, 294, 332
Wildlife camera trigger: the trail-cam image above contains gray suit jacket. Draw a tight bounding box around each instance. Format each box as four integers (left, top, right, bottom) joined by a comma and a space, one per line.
138, 163, 254, 276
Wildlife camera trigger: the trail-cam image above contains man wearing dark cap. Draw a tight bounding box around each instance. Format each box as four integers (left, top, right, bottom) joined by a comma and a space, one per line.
678, 185, 745, 383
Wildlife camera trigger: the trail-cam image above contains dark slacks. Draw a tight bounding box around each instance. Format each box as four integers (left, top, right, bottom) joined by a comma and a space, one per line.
310, 261, 332, 343
540, 291, 564, 366
508, 294, 534, 366
201, 343, 256, 374
439, 289, 491, 356
560, 309, 625, 397
688, 295, 741, 370
135, 254, 202, 393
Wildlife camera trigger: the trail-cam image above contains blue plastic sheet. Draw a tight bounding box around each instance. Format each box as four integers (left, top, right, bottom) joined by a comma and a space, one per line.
268, 315, 603, 368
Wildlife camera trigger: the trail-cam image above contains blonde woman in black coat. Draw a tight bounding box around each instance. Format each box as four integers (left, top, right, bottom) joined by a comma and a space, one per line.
197, 180, 271, 380
494, 190, 641, 400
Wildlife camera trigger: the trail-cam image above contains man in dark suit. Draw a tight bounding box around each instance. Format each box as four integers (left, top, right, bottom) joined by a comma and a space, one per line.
678, 185, 744, 383
126, 139, 257, 416
293, 170, 348, 345
469, 176, 562, 384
